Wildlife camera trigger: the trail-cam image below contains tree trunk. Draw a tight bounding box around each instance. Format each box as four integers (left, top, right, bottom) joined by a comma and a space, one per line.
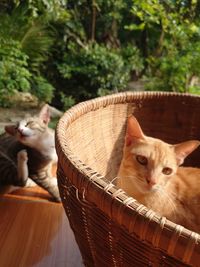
91, 0, 97, 43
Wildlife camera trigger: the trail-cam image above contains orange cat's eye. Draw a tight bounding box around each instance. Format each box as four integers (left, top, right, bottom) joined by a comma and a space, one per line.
136, 155, 148, 166
162, 167, 173, 175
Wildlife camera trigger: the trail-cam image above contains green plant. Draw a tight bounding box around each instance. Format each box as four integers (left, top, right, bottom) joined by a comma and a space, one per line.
2, 0, 200, 108
189, 86, 200, 95
31, 76, 55, 103
145, 32, 200, 93
0, 39, 32, 107
125, 0, 200, 94
58, 42, 143, 102
0, 3, 57, 106
60, 93, 75, 110
0, 3, 55, 70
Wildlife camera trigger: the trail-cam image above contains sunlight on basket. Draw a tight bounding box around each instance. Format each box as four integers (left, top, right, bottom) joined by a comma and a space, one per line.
56, 92, 200, 267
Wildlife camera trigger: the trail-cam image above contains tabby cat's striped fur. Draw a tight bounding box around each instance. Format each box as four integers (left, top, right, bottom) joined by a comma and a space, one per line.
0, 104, 60, 202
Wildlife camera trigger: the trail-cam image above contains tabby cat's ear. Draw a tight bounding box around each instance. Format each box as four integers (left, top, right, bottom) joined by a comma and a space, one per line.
174, 140, 200, 165
125, 115, 145, 146
5, 125, 16, 136
39, 104, 51, 125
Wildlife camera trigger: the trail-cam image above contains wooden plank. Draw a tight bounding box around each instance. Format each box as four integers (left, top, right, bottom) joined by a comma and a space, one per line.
5, 186, 54, 202
0, 196, 83, 267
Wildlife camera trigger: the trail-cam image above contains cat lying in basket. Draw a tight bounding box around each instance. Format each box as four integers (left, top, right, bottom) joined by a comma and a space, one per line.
117, 115, 200, 233
0, 104, 60, 202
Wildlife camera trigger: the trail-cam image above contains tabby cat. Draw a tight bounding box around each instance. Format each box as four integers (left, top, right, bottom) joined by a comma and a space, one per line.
117, 115, 200, 233
0, 104, 60, 202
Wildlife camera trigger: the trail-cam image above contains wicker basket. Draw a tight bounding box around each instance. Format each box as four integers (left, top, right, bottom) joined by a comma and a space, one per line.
56, 92, 200, 267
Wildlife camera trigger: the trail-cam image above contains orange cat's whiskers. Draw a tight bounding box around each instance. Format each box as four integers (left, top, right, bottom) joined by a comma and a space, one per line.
155, 186, 177, 216
122, 175, 142, 183
117, 115, 200, 232
110, 176, 120, 185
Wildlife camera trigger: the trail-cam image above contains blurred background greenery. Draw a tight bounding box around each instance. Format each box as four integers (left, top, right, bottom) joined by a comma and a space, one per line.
0, 0, 200, 110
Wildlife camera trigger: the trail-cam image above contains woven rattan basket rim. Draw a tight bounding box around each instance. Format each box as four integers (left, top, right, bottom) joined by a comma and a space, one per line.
56, 91, 200, 265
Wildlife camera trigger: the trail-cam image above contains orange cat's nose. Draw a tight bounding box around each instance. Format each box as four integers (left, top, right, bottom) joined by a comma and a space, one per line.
146, 177, 156, 186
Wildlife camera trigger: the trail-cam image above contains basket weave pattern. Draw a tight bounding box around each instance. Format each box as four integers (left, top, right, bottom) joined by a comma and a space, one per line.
56, 92, 200, 267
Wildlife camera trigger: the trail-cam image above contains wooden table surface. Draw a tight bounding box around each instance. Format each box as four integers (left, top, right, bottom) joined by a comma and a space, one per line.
0, 185, 83, 267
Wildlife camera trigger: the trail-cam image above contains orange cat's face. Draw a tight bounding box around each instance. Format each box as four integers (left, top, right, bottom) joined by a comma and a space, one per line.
123, 137, 178, 193
118, 116, 200, 195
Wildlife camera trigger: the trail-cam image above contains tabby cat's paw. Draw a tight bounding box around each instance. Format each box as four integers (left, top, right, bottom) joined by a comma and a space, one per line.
25, 178, 37, 187
17, 150, 28, 162
51, 177, 58, 186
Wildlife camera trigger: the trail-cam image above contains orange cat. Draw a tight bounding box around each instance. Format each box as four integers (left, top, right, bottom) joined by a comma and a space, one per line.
117, 115, 200, 233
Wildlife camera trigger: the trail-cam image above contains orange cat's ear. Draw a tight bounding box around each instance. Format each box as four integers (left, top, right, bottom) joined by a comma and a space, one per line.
174, 140, 200, 165
39, 104, 51, 125
125, 115, 145, 146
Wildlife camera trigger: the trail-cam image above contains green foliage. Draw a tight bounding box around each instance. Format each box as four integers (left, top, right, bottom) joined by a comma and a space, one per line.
0, 40, 32, 107
50, 0, 144, 106
0, 4, 55, 71
18, 0, 69, 21
126, 0, 200, 94
20, 22, 55, 72
31, 76, 55, 102
58, 43, 142, 101
189, 86, 200, 95
0, 2, 56, 106
146, 41, 200, 93
121, 44, 144, 75
1, 0, 200, 109
60, 93, 76, 110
